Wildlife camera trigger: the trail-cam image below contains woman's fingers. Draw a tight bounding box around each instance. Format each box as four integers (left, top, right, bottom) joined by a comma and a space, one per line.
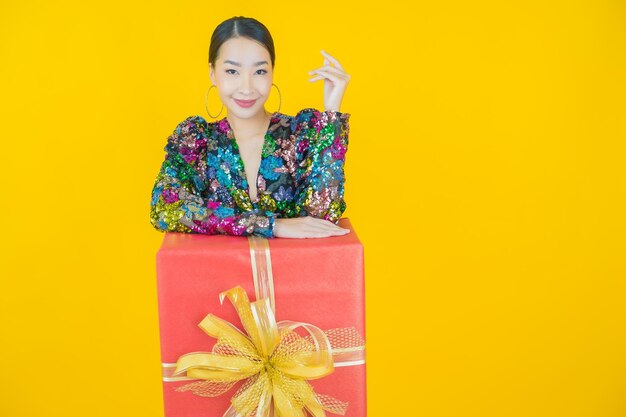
308, 71, 347, 83
307, 69, 345, 85
304, 50, 350, 112
308, 67, 350, 87
306, 217, 350, 233
308, 66, 350, 82
308, 50, 350, 84
305, 229, 348, 238
312, 223, 346, 233
273, 217, 349, 238
306, 216, 341, 227
320, 50, 344, 71
310, 65, 349, 77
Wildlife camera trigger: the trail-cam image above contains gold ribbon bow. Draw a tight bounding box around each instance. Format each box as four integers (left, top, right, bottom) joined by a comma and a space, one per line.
163, 236, 366, 417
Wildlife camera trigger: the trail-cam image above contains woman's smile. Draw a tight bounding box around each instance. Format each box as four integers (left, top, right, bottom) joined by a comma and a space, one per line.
234, 98, 257, 108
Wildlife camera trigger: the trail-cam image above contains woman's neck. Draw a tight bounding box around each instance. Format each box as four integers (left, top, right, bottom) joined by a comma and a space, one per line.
226, 109, 272, 140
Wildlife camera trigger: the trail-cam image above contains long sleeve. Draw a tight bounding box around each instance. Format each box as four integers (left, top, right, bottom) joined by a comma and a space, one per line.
291, 108, 350, 223
150, 116, 276, 237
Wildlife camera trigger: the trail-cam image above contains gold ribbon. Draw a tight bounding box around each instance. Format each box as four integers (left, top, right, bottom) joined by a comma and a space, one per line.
162, 236, 366, 417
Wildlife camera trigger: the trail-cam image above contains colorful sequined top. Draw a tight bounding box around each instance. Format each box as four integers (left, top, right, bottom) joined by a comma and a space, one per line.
149, 108, 350, 238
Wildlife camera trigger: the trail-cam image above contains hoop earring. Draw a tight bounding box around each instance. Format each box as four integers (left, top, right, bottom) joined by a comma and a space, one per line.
205, 85, 224, 119
271, 83, 282, 113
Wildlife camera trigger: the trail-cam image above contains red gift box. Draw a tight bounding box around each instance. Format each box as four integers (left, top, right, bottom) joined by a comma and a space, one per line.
156, 218, 367, 417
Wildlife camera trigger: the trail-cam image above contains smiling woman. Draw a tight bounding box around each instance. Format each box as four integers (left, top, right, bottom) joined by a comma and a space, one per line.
149, 16, 353, 239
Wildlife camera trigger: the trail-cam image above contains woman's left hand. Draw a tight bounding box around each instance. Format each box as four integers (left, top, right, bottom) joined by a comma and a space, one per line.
308, 50, 350, 112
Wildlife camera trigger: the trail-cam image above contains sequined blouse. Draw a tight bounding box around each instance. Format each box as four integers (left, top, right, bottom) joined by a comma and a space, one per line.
149, 108, 350, 238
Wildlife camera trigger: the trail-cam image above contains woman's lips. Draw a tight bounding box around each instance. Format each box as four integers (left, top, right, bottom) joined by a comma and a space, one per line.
234, 98, 257, 108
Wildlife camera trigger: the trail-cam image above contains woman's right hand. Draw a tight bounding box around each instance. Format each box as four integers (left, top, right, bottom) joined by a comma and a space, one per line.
273, 216, 351, 238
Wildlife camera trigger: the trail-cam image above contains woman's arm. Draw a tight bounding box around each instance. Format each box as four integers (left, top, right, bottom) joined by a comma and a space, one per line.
291, 108, 350, 224
150, 116, 276, 237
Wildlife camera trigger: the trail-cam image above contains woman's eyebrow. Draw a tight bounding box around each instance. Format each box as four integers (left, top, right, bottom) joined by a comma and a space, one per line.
224, 60, 268, 67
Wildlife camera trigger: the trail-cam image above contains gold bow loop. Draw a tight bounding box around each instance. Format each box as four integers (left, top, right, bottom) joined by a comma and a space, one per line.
172, 285, 358, 417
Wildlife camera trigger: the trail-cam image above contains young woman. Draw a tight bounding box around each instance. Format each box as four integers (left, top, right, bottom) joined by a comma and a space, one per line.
149, 16, 352, 239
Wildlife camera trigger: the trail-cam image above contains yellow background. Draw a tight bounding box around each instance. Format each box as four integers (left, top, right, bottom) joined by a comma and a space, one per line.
1, 1, 625, 416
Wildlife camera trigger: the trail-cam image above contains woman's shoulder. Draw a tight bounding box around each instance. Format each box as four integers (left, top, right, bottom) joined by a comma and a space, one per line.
289, 107, 324, 132
289, 107, 351, 133
171, 109, 349, 140
292, 107, 322, 122
172, 114, 217, 133
166, 115, 219, 155
291, 107, 351, 121
171, 114, 228, 141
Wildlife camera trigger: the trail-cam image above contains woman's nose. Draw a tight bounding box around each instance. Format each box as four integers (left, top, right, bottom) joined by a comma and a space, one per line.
239, 74, 252, 94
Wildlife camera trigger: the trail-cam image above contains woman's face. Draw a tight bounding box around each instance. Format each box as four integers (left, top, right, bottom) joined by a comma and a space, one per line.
209, 36, 274, 119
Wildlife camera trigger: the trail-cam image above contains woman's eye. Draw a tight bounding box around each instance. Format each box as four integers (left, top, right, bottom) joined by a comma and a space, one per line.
225, 69, 266, 75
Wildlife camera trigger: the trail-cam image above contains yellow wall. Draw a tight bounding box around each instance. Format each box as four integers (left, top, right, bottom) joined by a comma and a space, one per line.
1, 1, 625, 416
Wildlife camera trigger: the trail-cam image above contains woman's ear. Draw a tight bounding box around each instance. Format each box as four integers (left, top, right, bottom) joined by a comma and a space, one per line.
208, 65, 215, 85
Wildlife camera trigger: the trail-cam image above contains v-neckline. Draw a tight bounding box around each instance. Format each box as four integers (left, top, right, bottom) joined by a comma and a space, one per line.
222, 111, 280, 203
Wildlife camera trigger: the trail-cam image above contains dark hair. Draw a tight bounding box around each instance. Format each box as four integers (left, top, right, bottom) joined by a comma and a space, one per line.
209, 16, 275, 69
